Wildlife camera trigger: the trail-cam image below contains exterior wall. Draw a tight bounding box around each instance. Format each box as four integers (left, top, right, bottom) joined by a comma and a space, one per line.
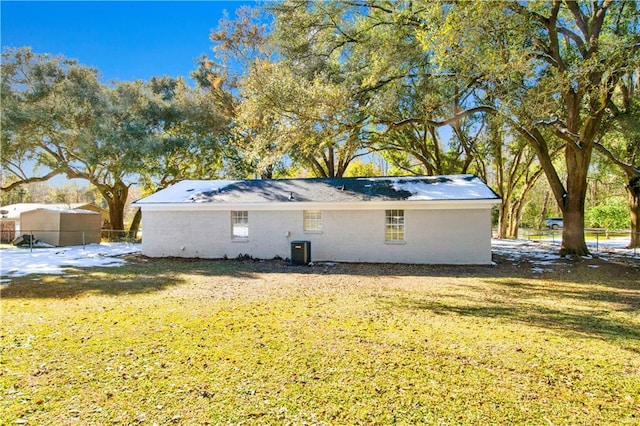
0, 220, 16, 243
141, 210, 232, 258
20, 210, 61, 246
59, 212, 101, 246
20, 210, 101, 247
141, 207, 493, 264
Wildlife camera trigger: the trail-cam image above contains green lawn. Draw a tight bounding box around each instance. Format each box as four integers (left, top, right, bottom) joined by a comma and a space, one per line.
1, 256, 639, 425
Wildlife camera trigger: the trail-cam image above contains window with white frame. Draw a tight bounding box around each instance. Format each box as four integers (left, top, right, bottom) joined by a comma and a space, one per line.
303, 210, 322, 232
231, 211, 249, 240
385, 209, 405, 242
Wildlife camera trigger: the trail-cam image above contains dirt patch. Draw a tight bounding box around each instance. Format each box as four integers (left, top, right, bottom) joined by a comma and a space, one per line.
131, 249, 639, 281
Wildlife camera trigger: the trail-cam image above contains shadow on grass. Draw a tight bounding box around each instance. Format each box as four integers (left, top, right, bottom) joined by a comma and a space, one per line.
379, 277, 640, 350
486, 277, 640, 312
0, 255, 303, 299
1, 270, 186, 299
2, 257, 192, 299
3, 254, 638, 305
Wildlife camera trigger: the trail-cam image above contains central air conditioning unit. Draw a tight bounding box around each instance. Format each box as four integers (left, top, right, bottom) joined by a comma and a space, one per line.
291, 240, 311, 265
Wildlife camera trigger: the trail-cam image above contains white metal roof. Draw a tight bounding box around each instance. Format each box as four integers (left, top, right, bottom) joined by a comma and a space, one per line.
135, 174, 501, 206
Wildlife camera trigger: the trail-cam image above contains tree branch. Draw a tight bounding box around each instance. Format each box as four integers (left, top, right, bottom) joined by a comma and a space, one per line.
381, 106, 495, 132
533, 116, 585, 149
593, 141, 640, 177
1, 169, 64, 191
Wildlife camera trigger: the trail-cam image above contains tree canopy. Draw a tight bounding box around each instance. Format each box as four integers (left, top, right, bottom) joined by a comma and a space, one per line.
417, 0, 640, 254
3, 2, 639, 251
1, 47, 231, 232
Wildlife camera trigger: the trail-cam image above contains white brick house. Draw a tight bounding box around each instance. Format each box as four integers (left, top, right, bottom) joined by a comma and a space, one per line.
134, 175, 501, 264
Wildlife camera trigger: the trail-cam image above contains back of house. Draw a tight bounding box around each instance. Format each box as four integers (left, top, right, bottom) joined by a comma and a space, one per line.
134, 174, 501, 265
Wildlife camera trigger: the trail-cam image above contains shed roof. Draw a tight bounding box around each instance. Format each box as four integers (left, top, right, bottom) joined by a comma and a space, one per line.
135, 174, 500, 205
21, 208, 100, 215
0, 203, 106, 219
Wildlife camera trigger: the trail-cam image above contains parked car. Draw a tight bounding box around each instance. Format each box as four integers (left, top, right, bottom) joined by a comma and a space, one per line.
545, 217, 563, 229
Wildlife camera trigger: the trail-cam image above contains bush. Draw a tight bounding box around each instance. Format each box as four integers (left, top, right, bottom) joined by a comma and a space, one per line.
586, 198, 630, 230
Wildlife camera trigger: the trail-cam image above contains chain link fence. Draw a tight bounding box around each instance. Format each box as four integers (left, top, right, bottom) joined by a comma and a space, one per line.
520, 228, 639, 257
8, 228, 141, 251
101, 229, 141, 242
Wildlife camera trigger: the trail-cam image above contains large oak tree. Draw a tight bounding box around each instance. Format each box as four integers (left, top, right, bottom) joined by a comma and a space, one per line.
595, 70, 640, 247
420, 0, 640, 255
1, 48, 230, 232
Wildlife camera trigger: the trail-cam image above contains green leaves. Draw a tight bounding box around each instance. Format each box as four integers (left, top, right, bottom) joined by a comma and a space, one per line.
1, 48, 104, 179
1, 48, 232, 228
410, 1, 640, 253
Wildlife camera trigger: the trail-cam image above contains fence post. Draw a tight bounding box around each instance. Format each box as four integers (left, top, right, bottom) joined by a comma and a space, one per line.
596, 232, 599, 253
82, 231, 86, 249
30, 231, 33, 252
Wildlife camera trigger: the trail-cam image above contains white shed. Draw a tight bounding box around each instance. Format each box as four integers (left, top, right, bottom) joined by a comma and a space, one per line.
0, 203, 109, 240
20, 208, 101, 247
133, 175, 501, 265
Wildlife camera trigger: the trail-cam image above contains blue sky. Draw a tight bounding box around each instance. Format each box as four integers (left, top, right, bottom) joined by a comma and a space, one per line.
1, 1, 255, 188
1, 1, 254, 83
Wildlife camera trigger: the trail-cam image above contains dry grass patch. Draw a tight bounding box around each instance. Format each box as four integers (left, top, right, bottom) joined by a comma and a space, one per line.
1, 256, 639, 424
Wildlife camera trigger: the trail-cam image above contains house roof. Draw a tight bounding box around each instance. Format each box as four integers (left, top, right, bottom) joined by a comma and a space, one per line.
134, 174, 501, 206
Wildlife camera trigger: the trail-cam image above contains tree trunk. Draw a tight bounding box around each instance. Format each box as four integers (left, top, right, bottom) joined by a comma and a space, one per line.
560, 205, 588, 256
259, 164, 273, 179
627, 176, 640, 249
497, 202, 509, 239
128, 208, 142, 240
508, 199, 525, 239
107, 192, 127, 231
559, 147, 590, 256
103, 183, 129, 240
540, 192, 551, 230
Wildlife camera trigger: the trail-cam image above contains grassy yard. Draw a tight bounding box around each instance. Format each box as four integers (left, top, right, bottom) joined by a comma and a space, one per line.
1, 254, 639, 425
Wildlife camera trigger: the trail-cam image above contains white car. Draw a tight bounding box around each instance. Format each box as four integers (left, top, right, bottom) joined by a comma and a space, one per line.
545, 217, 563, 229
